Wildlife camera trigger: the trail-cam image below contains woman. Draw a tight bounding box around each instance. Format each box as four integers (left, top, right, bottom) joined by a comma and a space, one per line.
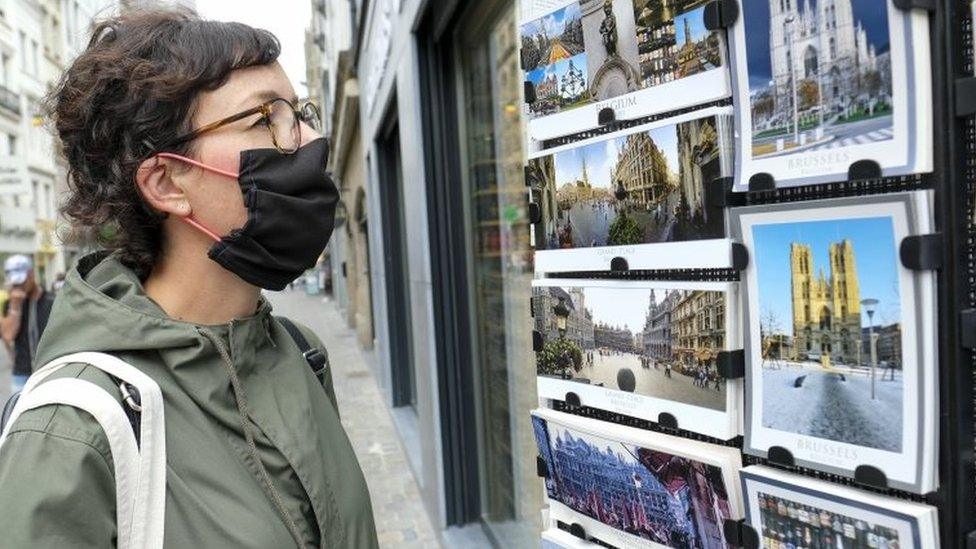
0, 9, 378, 548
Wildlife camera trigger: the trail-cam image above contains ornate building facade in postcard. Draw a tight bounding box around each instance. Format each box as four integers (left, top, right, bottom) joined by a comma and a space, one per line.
790, 239, 862, 363
642, 289, 682, 360
672, 290, 725, 368
614, 131, 675, 208
535, 287, 596, 349
767, 0, 886, 128
594, 322, 635, 352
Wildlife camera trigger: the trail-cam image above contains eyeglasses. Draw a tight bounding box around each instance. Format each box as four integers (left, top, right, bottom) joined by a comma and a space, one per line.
169, 97, 321, 154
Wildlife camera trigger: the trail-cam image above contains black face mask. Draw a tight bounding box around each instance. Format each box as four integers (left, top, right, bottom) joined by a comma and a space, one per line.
161, 137, 339, 290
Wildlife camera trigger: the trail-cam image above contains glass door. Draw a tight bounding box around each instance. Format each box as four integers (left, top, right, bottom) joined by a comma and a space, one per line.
454, 2, 541, 545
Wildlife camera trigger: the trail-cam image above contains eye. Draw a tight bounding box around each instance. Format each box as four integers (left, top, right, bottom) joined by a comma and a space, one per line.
251, 115, 271, 129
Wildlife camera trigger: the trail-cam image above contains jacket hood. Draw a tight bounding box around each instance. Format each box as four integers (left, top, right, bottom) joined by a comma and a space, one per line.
34, 251, 273, 369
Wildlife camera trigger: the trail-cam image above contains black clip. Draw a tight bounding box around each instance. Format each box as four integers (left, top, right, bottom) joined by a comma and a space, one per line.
705, 176, 743, 209
747, 172, 776, 193
891, 0, 936, 11
532, 330, 544, 352
767, 446, 795, 467
568, 523, 587, 541
616, 368, 636, 392
610, 257, 629, 272
523, 165, 532, 187
528, 203, 542, 224
899, 234, 943, 270
731, 243, 749, 271
524, 81, 536, 104
724, 519, 760, 549
956, 78, 976, 117
657, 412, 678, 430
848, 159, 882, 181
854, 464, 888, 490
704, 0, 739, 30
519, 48, 530, 71
716, 349, 745, 379
961, 309, 976, 350
303, 348, 329, 377
536, 455, 549, 478
565, 392, 582, 407
529, 296, 535, 318
598, 107, 616, 126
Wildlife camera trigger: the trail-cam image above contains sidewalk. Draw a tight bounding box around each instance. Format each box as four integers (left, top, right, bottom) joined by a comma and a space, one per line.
266, 289, 440, 549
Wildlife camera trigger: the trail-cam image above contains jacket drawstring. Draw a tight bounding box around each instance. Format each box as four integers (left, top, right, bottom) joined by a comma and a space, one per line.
197, 327, 305, 548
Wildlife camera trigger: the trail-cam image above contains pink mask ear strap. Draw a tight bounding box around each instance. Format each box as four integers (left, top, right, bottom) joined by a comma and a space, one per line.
180, 216, 222, 242
155, 152, 239, 179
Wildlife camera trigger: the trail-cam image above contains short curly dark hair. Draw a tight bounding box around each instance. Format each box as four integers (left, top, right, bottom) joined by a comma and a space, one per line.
46, 8, 280, 276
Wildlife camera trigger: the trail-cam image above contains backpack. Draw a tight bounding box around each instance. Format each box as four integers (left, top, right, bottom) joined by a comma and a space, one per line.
0, 316, 328, 549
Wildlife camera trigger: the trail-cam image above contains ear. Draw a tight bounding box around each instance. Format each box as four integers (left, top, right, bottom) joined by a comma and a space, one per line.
136, 155, 192, 218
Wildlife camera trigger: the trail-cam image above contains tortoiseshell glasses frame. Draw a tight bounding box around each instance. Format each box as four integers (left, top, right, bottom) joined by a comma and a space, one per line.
169, 97, 321, 154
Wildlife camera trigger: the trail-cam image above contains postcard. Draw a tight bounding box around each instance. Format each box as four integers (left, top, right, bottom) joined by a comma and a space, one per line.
728, 0, 932, 187
741, 465, 940, 548
533, 408, 743, 548
534, 278, 740, 439
730, 191, 938, 493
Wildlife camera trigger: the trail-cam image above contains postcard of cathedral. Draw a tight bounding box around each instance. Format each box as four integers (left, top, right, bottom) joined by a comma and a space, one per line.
520, 0, 731, 156
727, 0, 932, 188
529, 107, 736, 274
740, 466, 941, 549
729, 191, 938, 494
532, 278, 741, 439
532, 408, 744, 549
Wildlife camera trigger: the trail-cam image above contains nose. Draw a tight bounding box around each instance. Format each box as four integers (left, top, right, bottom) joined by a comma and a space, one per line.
300, 122, 322, 147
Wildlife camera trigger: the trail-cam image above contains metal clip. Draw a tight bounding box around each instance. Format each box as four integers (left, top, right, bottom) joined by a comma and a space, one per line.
119, 381, 142, 413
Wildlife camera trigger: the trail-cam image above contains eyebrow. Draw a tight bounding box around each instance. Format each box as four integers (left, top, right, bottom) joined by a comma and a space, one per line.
238, 89, 301, 110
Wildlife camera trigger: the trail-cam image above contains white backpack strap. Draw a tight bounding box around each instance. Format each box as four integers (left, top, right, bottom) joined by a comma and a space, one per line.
0, 352, 166, 549
0, 378, 139, 549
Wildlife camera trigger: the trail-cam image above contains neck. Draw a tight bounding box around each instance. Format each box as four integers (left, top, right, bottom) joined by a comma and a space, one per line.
144, 221, 261, 325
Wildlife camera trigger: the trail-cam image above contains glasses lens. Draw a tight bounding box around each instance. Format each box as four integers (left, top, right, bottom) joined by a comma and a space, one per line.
269, 98, 301, 153
300, 102, 322, 133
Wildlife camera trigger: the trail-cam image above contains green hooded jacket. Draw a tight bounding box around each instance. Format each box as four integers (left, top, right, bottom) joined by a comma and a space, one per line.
0, 251, 379, 548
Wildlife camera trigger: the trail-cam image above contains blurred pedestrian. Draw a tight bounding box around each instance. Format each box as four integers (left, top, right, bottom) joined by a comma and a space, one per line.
0, 255, 55, 394
51, 272, 66, 292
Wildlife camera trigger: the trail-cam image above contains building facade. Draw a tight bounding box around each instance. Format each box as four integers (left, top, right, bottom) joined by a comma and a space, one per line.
314, 0, 543, 545
594, 321, 634, 353
790, 239, 862, 363
766, 0, 885, 128
642, 289, 681, 360
862, 322, 902, 367
0, 0, 117, 289
676, 115, 732, 220
613, 130, 675, 208
671, 290, 725, 370
305, 0, 374, 347
534, 286, 595, 350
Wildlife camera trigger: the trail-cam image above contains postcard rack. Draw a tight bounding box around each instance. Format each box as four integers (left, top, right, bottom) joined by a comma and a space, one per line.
525, 0, 975, 547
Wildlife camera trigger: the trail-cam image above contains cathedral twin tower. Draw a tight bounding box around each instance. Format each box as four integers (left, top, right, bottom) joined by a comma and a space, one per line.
790, 239, 863, 364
